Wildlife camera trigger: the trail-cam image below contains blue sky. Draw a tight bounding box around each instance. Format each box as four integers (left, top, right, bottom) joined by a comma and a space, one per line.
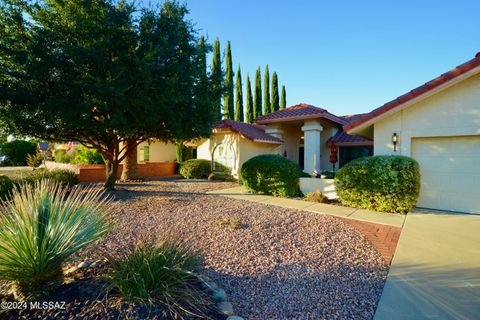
179, 1, 479, 116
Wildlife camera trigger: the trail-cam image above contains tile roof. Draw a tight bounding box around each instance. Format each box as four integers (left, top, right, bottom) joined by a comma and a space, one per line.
255, 103, 348, 125
213, 120, 283, 144
345, 52, 480, 133
327, 130, 373, 146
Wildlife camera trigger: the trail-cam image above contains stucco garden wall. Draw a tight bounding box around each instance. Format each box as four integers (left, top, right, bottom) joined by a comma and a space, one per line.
137, 141, 176, 163
299, 177, 337, 199
374, 73, 480, 156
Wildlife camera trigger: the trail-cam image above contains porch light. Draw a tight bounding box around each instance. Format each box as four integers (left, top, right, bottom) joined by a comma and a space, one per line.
392, 132, 398, 152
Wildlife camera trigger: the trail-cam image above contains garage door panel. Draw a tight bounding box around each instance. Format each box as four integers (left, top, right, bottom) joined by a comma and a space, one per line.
412, 136, 480, 214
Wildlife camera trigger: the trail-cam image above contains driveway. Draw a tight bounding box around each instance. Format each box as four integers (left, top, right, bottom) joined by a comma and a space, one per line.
374, 209, 480, 319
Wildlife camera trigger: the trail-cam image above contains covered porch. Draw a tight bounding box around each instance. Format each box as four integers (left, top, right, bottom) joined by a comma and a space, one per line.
256, 104, 373, 174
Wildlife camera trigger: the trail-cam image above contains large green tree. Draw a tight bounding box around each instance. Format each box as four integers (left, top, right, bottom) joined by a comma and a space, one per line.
224, 41, 234, 119
263, 65, 271, 114
254, 67, 262, 118
0, 0, 219, 190
235, 65, 244, 122
211, 38, 223, 120
281, 85, 287, 109
245, 74, 254, 123
271, 72, 280, 112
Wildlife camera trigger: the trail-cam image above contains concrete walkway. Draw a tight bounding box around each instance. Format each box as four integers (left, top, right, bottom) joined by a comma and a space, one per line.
374, 209, 480, 320
208, 186, 406, 228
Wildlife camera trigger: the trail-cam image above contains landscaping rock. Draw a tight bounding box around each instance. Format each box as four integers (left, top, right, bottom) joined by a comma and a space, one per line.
226, 316, 244, 320
212, 288, 227, 301
217, 301, 234, 316
77, 261, 91, 268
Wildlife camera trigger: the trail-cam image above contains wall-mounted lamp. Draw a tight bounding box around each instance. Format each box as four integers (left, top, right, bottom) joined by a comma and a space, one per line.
392, 132, 398, 152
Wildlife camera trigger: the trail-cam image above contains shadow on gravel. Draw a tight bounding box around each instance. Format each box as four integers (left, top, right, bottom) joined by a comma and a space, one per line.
201, 262, 388, 319
109, 189, 210, 202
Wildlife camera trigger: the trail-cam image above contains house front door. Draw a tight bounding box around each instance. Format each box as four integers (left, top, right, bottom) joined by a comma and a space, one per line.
298, 147, 304, 170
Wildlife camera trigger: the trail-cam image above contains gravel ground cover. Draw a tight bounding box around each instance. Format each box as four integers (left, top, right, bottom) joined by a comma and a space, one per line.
100, 178, 388, 319
2, 178, 388, 319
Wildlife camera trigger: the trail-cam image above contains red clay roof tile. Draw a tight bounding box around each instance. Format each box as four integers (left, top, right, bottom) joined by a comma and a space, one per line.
255, 103, 348, 125
344, 52, 480, 133
327, 130, 373, 146
213, 120, 283, 144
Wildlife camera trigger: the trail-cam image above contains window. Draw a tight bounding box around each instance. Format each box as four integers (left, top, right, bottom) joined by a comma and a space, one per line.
339, 146, 373, 168
141, 146, 150, 162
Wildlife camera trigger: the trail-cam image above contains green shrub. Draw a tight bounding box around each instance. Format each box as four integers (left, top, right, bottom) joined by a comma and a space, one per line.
179, 159, 211, 179
335, 155, 420, 214
304, 190, 328, 203
0, 181, 111, 300
0, 175, 14, 200
106, 238, 211, 318
24, 169, 79, 189
26, 152, 44, 167
71, 146, 104, 165
53, 148, 73, 163
240, 154, 301, 197
0, 140, 37, 166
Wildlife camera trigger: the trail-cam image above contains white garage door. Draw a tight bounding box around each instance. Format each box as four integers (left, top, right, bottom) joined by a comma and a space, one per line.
411, 136, 480, 213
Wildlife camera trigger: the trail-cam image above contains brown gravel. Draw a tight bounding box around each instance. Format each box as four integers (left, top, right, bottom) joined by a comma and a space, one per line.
78, 178, 388, 320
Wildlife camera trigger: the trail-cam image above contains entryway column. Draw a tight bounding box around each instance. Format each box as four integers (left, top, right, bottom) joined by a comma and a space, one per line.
265, 124, 284, 155
301, 120, 323, 174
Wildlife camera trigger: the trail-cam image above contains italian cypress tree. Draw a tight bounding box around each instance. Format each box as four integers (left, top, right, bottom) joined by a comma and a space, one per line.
224, 41, 234, 119
235, 65, 244, 122
245, 74, 254, 123
263, 65, 270, 114
254, 67, 262, 118
281, 85, 287, 109
212, 38, 223, 120
271, 72, 280, 112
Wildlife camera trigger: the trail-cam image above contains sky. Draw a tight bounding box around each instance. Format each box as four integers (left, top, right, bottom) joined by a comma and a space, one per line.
158, 1, 478, 116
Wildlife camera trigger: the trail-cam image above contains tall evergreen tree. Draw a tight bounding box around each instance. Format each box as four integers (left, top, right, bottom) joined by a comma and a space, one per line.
223, 41, 234, 119
254, 67, 262, 118
211, 38, 223, 120
0, 1, 219, 190
263, 65, 270, 114
245, 74, 254, 123
271, 72, 280, 112
235, 65, 244, 122
281, 85, 287, 109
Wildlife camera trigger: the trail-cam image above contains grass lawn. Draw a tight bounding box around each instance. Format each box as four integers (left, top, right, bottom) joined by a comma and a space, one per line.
0, 166, 33, 179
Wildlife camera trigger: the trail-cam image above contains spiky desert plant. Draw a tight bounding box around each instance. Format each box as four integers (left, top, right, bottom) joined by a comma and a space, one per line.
106, 238, 211, 319
0, 180, 111, 300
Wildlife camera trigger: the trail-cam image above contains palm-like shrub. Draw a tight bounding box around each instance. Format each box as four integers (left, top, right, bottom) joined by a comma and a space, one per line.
106, 238, 211, 318
0, 181, 111, 300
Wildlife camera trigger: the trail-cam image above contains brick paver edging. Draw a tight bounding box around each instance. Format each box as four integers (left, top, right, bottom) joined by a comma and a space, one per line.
339, 217, 402, 265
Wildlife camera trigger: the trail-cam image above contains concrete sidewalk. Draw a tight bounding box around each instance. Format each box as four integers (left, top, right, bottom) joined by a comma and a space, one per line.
208, 186, 406, 227
374, 209, 480, 320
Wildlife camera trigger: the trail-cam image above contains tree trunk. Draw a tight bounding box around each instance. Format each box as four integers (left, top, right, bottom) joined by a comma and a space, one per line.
121, 138, 141, 180
104, 159, 119, 191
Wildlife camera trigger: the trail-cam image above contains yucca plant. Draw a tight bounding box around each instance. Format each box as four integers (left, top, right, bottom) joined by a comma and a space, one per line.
106, 238, 212, 319
0, 180, 111, 300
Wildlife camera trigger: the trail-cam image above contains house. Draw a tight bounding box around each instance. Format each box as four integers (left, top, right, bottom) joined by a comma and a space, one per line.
345, 52, 480, 214
195, 104, 373, 177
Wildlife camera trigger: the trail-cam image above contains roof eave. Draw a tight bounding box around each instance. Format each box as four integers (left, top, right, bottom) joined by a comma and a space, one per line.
345, 63, 480, 134
257, 113, 347, 125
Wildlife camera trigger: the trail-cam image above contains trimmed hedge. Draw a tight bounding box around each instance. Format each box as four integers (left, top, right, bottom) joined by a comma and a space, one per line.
240, 154, 301, 197
23, 169, 79, 189
335, 155, 420, 214
179, 159, 211, 179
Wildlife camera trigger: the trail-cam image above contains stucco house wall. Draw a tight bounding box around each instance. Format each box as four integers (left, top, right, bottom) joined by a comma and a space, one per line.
374, 73, 480, 155
196, 132, 277, 178
137, 140, 176, 163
